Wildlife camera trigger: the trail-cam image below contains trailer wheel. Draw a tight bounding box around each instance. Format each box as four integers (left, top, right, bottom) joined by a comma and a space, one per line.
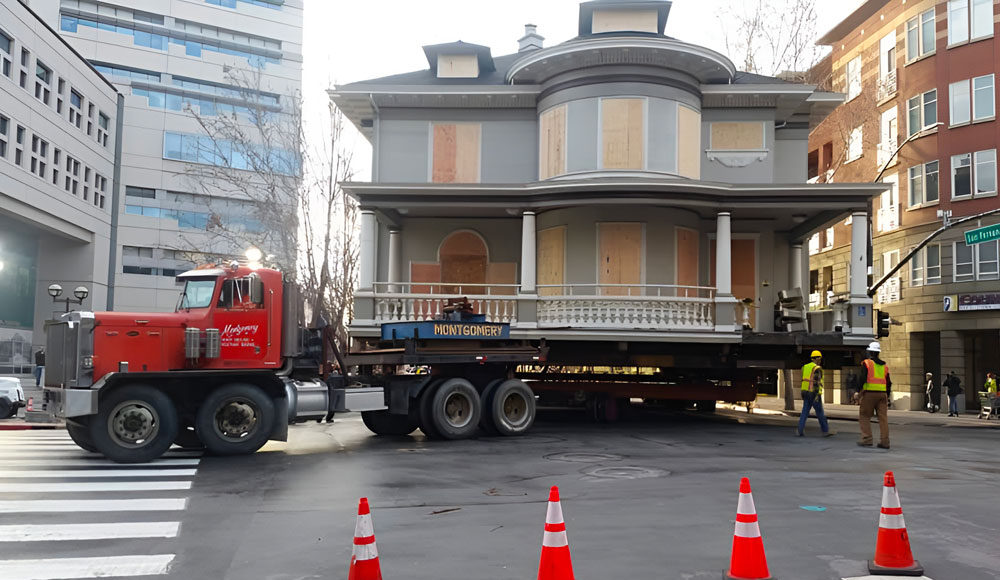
66, 419, 98, 453
477, 379, 504, 435
426, 378, 481, 440
196, 383, 275, 456
418, 379, 444, 439
486, 379, 535, 436
88, 384, 179, 463
362, 410, 418, 436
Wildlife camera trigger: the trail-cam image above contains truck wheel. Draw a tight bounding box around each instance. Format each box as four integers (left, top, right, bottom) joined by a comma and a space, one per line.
195, 383, 275, 456
477, 379, 504, 435
695, 400, 717, 413
486, 379, 535, 436
362, 411, 418, 436
173, 427, 204, 450
418, 379, 443, 439
427, 378, 481, 440
66, 419, 98, 453
88, 384, 179, 464
0, 398, 11, 419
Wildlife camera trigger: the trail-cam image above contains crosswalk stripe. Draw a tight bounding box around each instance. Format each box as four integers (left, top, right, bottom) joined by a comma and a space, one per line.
0, 522, 180, 542
0, 554, 175, 579
0, 450, 202, 459
0, 445, 92, 451
0, 458, 201, 467
0, 440, 79, 445
0, 498, 187, 513
0, 469, 198, 478
0, 481, 192, 492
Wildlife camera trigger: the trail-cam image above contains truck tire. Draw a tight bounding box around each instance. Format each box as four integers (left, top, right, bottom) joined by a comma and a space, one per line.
477, 379, 504, 435
0, 398, 11, 419
418, 379, 444, 439
485, 379, 535, 436
88, 384, 179, 464
67, 419, 98, 453
195, 383, 275, 456
362, 410, 418, 436
426, 378, 481, 440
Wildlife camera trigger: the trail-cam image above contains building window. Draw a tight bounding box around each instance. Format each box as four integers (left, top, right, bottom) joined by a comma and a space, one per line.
205, 0, 284, 10
950, 80, 971, 125
908, 160, 939, 206
911, 244, 941, 286
952, 153, 972, 197
955, 242, 975, 281
824, 227, 835, 249
906, 90, 937, 136
973, 75, 995, 120
906, 9, 936, 61
974, 149, 997, 196
979, 240, 1000, 279
126, 186, 156, 199
0, 115, 7, 159
0, 29, 10, 78
951, 149, 997, 199
846, 55, 862, 101
847, 126, 863, 162
431, 124, 482, 182
601, 98, 645, 170
948, 0, 993, 45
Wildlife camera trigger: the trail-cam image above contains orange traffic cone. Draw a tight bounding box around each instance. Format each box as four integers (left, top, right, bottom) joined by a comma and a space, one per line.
869, 471, 923, 576
348, 497, 383, 580
726, 477, 771, 580
538, 486, 574, 580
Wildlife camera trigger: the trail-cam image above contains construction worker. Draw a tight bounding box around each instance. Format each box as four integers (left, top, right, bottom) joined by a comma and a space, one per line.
858, 341, 891, 449
797, 350, 832, 437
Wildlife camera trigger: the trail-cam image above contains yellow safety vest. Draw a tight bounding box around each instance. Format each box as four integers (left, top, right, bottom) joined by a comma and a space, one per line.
987, 378, 997, 394
863, 359, 888, 392
801, 362, 823, 395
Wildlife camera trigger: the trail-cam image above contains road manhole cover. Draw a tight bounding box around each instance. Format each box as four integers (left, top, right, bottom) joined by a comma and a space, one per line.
544, 452, 623, 463
581, 466, 668, 480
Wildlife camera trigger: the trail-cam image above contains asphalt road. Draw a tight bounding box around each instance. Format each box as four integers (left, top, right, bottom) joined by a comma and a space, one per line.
0, 408, 997, 580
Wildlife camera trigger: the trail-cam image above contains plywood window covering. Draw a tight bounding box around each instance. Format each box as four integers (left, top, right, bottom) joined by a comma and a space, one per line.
677, 105, 701, 178
675, 227, 699, 297
432, 123, 481, 183
439, 230, 488, 294
436, 54, 479, 78
539, 105, 567, 179
537, 226, 566, 296
709, 122, 764, 151
709, 238, 756, 303
601, 98, 644, 170
598, 223, 642, 296
591, 9, 659, 34
486, 263, 518, 295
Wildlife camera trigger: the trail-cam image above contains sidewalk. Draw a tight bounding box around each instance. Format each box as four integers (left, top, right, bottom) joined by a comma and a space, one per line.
746, 395, 1000, 429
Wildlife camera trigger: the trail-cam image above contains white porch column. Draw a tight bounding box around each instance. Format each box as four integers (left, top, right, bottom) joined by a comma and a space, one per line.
848, 211, 874, 335
714, 212, 738, 332
387, 228, 402, 293
791, 243, 804, 292
520, 211, 536, 293
358, 210, 377, 291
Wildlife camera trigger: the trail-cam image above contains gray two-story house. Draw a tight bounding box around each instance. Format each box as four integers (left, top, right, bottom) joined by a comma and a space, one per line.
332, 0, 886, 409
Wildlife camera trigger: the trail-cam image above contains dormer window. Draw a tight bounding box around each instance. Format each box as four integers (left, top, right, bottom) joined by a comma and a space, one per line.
437, 54, 479, 79
591, 8, 659, 34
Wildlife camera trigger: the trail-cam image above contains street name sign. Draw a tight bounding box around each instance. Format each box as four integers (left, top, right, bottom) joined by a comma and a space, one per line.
964, 223, 1000, 245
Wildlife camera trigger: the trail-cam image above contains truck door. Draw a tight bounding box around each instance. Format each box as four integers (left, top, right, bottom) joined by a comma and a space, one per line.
212, 275, 273, 367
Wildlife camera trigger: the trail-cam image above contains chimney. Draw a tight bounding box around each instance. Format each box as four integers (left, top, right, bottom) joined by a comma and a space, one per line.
518, 24, 544, 52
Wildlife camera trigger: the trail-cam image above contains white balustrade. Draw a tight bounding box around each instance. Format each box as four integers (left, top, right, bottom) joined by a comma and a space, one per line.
535, 284, 715, 330
372, 283, 518, 324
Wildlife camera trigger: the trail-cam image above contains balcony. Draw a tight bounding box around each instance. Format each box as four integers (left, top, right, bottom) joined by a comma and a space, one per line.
876, 70, 897, 103
372, 283, 518, 324
876, 138, 897, 169
536, 284, 715, 331
877, 203, 899, 232
876, 276, 901, 304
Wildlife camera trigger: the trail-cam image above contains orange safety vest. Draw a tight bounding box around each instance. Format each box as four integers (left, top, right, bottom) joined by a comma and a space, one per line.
862, 359, 888, 392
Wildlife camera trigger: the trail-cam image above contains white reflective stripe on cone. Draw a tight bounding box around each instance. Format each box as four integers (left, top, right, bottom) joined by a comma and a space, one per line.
353, 542, 378, 561
546, 500, 564, 524
879, 513, 906, 530
354, 513, 374, 539
881, 486, 901, 509
542, 530, 568, 548
352, 513, 378, 561
736, 492, 756, 515
734, 521, 762, 538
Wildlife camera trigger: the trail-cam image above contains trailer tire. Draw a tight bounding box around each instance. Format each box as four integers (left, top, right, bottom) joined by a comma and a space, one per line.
477, 379, 504, 435
418, 379, 443, 439
426, 378, 481, 440
362, 410, 418, 436
196, 383, 275, 456
485, 379, 535, 436
67, 419, 98, 453
89, 384, 179, 464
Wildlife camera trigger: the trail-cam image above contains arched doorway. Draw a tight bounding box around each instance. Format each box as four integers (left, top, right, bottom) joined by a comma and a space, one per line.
439, 230, 488, 294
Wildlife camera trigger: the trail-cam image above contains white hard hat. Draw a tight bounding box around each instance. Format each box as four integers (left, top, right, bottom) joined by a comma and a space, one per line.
867, 341, 881, 353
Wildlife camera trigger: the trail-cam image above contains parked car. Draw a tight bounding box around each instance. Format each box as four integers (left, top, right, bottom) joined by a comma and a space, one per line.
0, 377, 26, 419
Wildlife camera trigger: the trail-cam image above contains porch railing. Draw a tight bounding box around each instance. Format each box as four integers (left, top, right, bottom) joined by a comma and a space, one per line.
536, 284, 715, 330
372, 282, 519, 323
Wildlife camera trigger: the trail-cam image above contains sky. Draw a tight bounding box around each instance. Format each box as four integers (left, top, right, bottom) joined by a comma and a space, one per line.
301, 0, 867, 179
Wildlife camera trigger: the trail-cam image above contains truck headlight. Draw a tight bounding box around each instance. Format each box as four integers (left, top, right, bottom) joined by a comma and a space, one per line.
81, 356, 94, 369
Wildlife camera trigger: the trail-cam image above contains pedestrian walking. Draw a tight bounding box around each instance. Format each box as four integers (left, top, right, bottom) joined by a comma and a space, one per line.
945, 371, 963, 417
925, 372, 940, 413
797, 350, 832, 437
858, 341, 891, 449
33, 348, 45, 387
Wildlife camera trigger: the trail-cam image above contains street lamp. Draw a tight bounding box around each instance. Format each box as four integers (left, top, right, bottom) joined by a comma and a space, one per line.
48, 284, 89, 313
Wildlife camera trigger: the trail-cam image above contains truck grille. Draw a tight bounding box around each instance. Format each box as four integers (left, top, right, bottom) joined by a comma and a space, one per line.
45, 312, 95, 389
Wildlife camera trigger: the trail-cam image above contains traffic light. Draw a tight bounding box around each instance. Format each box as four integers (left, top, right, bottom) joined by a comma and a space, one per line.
876, 309, 891, 338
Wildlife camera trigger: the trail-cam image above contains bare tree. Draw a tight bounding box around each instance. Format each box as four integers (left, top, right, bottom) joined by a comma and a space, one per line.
719, 0, 822, 77
182, 68, 358, 360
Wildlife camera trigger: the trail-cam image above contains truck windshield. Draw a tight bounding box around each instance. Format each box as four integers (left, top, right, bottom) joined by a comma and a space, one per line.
177, 279, 217, 310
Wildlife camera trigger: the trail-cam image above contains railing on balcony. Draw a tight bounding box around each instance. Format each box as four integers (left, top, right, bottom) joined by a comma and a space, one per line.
876, 138, 898, 168
876, 276, 901, 304
536, 284, 716, 331
877, 203, 899, 232
372, 282, 518, 323
876, 70, 897, 102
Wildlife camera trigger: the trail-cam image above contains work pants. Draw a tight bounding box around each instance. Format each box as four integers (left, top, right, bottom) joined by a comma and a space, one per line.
798, 391, 829, 434
949, 394, 960, 415
858, 390, 889, 446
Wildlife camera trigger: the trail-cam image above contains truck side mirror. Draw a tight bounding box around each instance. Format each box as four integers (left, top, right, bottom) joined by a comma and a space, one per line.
249, 276, 264, 305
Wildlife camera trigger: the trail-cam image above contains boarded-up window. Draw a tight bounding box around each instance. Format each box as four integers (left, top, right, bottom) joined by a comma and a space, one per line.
710, 122, 764, 151
602, 98, 644, 170
676, 227, 699, 297
710, 238, 756, 303
539, 105, 567, 179
437, 54, 479, 78
440, 230, 488, 294
432, 124, 481, 183
538, 226, 566, 295
598, 223, 642, 296
592, 9, 659, 34
486, 263, 517, 295
677, 105, 701, 178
